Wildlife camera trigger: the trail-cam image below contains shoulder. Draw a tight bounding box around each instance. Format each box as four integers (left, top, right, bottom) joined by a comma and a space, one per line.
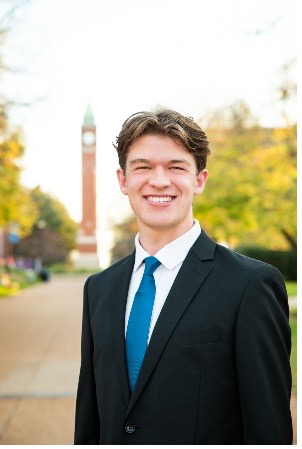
194, 229, 282, 277
192, 230, 288, 318
192, 230, 284, 291
217, 244, 282, 277
215, 245, 287, 312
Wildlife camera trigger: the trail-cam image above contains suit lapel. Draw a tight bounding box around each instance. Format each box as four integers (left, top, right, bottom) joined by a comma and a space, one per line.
126, 230, 216, 414
110, 252, 135, 406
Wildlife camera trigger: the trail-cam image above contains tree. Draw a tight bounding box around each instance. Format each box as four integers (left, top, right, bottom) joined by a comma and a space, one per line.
0, 4, 38, 243
194, 102, 296, 250
110, 213, 138, 264
0, 121, 38, 235
16, 187, 78, 265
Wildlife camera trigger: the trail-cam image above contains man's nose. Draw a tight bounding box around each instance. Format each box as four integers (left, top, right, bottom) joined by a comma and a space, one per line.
148, 166, 171, 188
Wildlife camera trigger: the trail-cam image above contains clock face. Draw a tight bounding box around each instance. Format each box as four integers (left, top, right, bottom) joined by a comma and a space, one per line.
82, 130, 95, 146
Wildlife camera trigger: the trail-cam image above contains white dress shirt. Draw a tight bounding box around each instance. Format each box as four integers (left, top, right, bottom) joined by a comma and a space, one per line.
125, 220, 201, 343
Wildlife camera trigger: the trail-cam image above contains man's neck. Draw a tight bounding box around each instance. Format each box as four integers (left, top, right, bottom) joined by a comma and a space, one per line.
138, 221, 195, 255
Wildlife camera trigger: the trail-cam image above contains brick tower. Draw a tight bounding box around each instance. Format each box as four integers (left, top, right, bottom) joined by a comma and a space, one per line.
76, 105, 99, 268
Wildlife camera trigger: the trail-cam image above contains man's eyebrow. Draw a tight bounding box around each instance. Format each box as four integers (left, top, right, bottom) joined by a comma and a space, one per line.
129, 158, 192, 166
169, 159, 192, 166
129, 158, 150, 165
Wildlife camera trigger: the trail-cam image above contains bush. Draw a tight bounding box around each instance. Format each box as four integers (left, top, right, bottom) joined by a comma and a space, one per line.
235, 246, 297, 281
0, 268, 38, 297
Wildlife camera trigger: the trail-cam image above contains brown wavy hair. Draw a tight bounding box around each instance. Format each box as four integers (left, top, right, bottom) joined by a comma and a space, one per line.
113, 109, 211, 172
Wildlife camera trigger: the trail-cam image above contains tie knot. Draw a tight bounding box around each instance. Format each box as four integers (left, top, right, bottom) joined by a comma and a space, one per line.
143, 256, 161, 276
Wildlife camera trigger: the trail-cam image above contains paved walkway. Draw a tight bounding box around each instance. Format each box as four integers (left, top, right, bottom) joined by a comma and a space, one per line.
0, 274, 87, 445
0, 276, 297, 444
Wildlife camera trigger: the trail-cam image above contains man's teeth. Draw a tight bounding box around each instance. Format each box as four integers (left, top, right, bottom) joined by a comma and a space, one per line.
147, 196, 172, 203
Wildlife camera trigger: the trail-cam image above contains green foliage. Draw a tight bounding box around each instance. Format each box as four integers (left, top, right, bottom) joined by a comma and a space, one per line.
30, 186, 77, 252
0, 267, 38, 298
16, 187, 78, 265
1, 27, 76, 262
0, 16, 39, 240
0, 107, 38, 235
236, 246, 297, 281
285, 281, 297, 297
110, 214, 138, 264
194, 105, 296, 250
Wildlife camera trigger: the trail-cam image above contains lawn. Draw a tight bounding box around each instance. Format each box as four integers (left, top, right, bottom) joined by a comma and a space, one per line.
289, 310, 297, 396
0, 268, 38, 298
285, 282, 297, 396
286, 281, 297, 297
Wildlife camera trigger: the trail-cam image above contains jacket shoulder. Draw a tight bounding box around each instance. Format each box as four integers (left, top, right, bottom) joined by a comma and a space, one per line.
193, 229, 281, 276
217, 244, 282, 274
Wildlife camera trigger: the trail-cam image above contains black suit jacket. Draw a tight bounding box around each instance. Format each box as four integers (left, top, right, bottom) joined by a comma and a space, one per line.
74, 229, 292, 444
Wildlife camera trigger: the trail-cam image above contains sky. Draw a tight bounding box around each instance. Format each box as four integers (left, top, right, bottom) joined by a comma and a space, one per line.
1, 0, 297, 265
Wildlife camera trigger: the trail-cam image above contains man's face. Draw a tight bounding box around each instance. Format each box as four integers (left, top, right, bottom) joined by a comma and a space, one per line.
117, 134, 208, 238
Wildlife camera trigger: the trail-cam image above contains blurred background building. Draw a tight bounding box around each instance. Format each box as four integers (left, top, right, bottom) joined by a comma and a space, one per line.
74, 106, 99, 269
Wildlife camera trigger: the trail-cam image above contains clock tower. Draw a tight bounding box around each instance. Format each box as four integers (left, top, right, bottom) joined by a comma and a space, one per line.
76, 105, 99, 268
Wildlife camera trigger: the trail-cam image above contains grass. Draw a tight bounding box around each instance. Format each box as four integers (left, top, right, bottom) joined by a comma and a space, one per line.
285, 281, 297, 297
0, 268, 38, 298
0, 284, 20, 297
285, 282, 297, 396
289, 310, 297, 396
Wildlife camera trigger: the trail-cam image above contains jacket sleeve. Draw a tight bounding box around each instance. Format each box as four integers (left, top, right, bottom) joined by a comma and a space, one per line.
74, 276, 100, 444
235, 265, 292, 444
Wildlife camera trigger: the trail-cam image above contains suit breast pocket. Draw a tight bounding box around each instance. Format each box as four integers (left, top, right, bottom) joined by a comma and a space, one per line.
173, 328, 223, 346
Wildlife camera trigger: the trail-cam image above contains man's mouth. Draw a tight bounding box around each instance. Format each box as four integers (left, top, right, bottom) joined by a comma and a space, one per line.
145, 196, 174, 203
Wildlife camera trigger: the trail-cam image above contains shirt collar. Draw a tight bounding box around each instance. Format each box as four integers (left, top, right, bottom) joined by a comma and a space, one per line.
134, 220, 201, 271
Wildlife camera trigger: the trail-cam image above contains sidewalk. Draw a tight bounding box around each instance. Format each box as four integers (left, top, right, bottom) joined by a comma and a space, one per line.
0, 274, 87, 445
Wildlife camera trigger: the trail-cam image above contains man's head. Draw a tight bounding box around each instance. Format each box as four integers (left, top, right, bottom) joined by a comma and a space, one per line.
113, 109, 211, 173
115, 110, 210, 241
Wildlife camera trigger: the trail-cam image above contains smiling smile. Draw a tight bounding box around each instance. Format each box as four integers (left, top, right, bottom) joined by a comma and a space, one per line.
145, 196, 175, 203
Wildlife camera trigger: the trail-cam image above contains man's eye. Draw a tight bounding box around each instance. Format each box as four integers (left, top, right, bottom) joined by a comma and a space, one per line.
170, 166, 185, 171
136, 166, 150, 170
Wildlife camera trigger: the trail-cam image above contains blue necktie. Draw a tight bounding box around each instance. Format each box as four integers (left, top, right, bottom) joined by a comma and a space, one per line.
126, 256, 161, 393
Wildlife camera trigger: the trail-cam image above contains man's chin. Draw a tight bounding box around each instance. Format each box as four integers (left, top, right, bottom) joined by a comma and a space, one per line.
138, 216, 180, 232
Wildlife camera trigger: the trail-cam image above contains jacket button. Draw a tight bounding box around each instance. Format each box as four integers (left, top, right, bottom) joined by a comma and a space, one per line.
125, 422, 136, 434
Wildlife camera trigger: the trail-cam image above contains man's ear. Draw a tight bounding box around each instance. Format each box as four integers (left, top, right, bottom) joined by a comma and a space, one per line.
194, 169, 208, 195
116, 168, 128, 195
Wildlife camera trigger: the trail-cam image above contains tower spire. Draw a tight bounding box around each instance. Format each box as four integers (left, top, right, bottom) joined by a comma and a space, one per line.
83, 104, 95, 126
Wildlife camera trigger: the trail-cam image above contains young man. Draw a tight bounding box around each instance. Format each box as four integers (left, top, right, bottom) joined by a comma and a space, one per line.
74, 109, 292, 444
